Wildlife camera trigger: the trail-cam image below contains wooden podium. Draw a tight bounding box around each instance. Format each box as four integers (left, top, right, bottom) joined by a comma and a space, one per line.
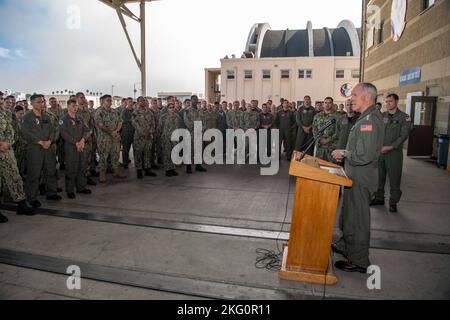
278, 151, 352, 285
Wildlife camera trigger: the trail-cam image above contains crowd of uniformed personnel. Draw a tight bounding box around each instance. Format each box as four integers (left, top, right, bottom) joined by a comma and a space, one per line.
0, 89, 411, 231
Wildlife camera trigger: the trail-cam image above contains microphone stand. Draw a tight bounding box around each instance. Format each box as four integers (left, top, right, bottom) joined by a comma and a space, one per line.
298, 120, 336, 162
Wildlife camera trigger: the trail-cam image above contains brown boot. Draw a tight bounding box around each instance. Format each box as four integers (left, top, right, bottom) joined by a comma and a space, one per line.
99, 172, 107, 183
112, 168, 126, 179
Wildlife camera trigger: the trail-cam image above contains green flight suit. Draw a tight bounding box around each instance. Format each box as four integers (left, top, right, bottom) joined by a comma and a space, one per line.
21, 110, 58, 201
374, 109, 412, 205
294, 106, 316, 154
336, 113, 360, 149
59, 113, 90, 193
336, 105, 384, 268
275, 109, 295, 160
120, 107, 135, 166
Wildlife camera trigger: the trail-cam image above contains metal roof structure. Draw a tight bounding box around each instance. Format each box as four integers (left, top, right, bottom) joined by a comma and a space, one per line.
98, 0, 158, 96
245, 20, 361, 58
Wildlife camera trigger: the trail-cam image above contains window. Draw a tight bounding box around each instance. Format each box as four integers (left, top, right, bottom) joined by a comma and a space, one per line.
336, 69, 345, 79
262, 69, 271, 79
422, 0, 435, 10
226, 70, 235, 80
299, 69, 312, 79
281, 69, 290, 79
351, 69, 360, 79
244, 70, 253, 80
366, 26, 374, 49
378, 21, 384, 44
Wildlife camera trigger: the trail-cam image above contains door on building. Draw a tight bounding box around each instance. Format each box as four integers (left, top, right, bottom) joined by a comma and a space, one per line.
407, 96, 437, 156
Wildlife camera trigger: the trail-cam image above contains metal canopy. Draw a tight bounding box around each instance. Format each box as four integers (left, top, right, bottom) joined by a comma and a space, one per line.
98, 0, 158, 97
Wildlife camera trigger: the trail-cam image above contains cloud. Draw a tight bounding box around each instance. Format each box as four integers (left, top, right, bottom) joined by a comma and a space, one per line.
0, 0, 363, 97
0, 47, 11, 59
15, 49, 26, 59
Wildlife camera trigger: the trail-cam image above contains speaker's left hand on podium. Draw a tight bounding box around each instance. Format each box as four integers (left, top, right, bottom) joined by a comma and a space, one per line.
332, 149, 345, 162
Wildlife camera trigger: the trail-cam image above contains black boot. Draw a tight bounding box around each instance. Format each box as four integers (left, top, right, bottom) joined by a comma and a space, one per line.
389, 204, 397, 212
144, 169, 157, 177
195, 164, 207, 172
16, 200, 35, 216
90, 171, 99, 178
30, 200, 41, 209
370, 198, 384, 206
137, 170, 144, 179
186, 165, 192, 174
165, 170, 173, 177
77, 189, 92, 195
170, 169, 179, 176
87, 177, 97, 186
46, 194, 62, 201
0, 212, 9, 223
39, 184, 46, 195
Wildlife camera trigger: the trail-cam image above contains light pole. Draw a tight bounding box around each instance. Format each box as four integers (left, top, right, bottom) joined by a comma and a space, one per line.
133, 82, 141, 99
111, 85, 115, 96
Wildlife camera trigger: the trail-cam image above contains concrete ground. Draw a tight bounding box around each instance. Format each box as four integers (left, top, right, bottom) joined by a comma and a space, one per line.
0, 154, 449, 300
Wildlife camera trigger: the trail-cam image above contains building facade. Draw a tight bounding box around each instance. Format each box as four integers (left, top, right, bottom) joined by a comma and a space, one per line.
361, 0, 449, 160
205, 20, 361, 106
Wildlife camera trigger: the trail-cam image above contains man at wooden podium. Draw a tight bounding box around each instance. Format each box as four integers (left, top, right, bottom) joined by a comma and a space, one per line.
331, 83, 384, 273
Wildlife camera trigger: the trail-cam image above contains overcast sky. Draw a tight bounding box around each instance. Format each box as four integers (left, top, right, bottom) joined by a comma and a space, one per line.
0, 0, 362, 97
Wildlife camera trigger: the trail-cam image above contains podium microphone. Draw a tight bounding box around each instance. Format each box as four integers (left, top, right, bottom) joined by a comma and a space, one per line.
299, 118, 337, 162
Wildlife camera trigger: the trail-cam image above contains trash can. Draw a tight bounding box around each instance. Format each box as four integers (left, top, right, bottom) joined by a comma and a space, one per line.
437, 134, 450, 169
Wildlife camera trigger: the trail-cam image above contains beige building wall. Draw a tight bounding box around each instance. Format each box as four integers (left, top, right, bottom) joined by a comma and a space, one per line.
361, 0, 450, 159
214, 56, 360, 105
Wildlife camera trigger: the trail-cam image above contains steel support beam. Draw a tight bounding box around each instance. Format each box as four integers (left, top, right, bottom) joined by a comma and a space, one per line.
98, 0, 151, 97
140, 0, 146, 97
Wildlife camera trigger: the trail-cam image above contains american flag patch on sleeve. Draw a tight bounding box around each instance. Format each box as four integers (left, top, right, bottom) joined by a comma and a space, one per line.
360, 124, 373, 132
